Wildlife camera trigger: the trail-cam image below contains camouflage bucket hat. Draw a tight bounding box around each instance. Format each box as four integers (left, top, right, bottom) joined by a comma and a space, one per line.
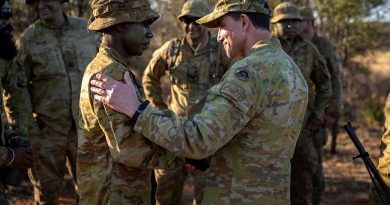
25, 0, 68, 4
177, 0, 211, 19
299, 6, 314, 20
88, 0, 160, 31
197, 0, 272, 28
270, 2, 302, 23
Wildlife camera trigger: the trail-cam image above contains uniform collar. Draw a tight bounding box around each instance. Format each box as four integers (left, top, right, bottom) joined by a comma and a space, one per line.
100, 44, 128, 67
249, 38, 282, 54
40, 13, 69, 29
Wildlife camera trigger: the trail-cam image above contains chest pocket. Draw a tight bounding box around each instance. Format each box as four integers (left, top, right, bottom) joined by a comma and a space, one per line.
30, 39, 65, 77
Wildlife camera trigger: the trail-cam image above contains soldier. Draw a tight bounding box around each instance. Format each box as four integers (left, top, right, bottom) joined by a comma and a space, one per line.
369, 93, 390, 205
0, 0, 33, 204
142, 0, 231, 204
13, 0, 98, 203
78, 0, 182, 204
298, 6, 343, 205
271, 2, 332, 205
90, 0, 309, 203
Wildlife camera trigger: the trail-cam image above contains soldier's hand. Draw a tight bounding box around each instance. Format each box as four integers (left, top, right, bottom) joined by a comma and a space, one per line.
324, 115, 336, 128
5, 147, 33, 169
185, 164, 196, 173
308, 115, 323, 133
90, 72, 141, 117
7, 135, 31, 148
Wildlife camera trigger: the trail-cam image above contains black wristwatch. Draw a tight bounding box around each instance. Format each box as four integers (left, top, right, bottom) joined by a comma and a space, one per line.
129, 100, 150, 129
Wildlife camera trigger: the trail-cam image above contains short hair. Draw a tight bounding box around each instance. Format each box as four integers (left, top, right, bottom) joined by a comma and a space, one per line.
226, 2, 270, 31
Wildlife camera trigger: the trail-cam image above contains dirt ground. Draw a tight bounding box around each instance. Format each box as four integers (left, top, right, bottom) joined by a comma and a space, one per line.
7, 123, 383, 205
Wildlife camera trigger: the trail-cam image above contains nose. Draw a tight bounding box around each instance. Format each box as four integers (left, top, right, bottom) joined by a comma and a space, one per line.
217, 28, 223, 43
287, 24, 292, 29
145, 26, 153, 39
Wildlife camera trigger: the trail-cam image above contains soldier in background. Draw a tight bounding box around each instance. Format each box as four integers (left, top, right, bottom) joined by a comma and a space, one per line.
271, 2, 331, 205
89, 0, 309, 203
299, 6, 343, 205
13, 0, 98, 203
0, 0, 33, 204
78, 0, 182, 204
142, 0, 231, 204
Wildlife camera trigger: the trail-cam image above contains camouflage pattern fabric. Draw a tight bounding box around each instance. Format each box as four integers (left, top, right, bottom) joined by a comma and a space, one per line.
143, 33, 230, 205
0, 147, 8, 165
311, 35, 342, 118
88, 0, 160, 31
0, 182, 8, 205
0, 58, 28, 138
134, 38, 309, 204
78, 45, 182, 205
369, 93, 390, 204
310, 34, 342, 205
143, 35, 230, 121
277, 35, 331, 205
14, 15, 98, 204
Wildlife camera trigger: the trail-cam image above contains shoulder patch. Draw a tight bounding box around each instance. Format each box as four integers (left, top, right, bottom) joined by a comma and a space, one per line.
235, 69, 251, 81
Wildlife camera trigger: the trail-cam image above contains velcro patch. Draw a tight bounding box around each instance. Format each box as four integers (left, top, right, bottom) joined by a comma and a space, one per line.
235, 69, 251, 81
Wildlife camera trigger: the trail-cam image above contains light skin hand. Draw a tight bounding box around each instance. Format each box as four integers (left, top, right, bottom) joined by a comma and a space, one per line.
90, 71, 141, 118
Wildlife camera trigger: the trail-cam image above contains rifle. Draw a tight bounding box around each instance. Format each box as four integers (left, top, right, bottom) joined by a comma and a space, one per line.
344, 122, 390, 205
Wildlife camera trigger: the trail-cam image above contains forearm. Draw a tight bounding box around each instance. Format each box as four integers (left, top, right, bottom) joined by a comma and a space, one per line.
134, 95, 250, 159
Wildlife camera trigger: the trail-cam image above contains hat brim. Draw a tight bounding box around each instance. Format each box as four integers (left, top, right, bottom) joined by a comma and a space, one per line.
196, 10, 227, 28
271, 14, 302, 23
88, 9, 160, 31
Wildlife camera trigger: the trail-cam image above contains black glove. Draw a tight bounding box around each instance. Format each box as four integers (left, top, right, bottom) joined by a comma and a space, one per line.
185, 158, 210, 171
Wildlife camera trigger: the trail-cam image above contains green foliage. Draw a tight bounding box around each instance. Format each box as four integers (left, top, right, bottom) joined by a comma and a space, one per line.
312, 0, 386, 63
363, 99, 385, 126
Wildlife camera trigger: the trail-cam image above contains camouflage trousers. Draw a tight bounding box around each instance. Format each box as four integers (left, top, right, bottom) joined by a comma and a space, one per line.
291, 129, 319, 205
154, 165, 208, 205
28, 124, 78, 205
0, 182, 8, 205
312, 128, 326, 205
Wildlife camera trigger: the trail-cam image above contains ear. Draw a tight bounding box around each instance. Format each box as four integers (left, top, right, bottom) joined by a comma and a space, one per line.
240, 14, 250, 31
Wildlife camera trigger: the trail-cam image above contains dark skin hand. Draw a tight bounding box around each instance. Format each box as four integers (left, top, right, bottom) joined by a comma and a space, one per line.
5, 147, 33, 169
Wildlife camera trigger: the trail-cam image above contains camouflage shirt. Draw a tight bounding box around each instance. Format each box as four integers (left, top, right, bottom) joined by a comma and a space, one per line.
14, 15, 98, 136
134, 38, 309, 204
78, 45, 181, 205
279, 35, 331, 125
0, 58, 28, 165
142, 33, 231, 119
311, 34, 342, 117
377, 93, 390, 186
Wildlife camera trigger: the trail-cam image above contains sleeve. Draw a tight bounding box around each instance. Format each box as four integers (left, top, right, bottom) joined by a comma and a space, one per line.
310, 48, 331, 121
325, 44, 342, 117
2, 59, 29, 137
377, 93, 390, 185
93, 70, 181, 169
142, 41, 171, 109
134, 65, 257, 159
0, 146, 9, 166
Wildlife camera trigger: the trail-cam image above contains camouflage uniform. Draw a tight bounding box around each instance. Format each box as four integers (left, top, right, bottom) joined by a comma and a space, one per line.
142, 1, 231, 204
14, 13, 98, 204
369, 93, 390, 204
78, 1, 182, 204
299, 6, 343, 205
135, 36, 309, 204
271, 3, 331, 205
0, 54, 29, 205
